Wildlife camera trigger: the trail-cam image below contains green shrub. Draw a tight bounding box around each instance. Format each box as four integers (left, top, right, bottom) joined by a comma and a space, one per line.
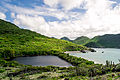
0, 69, 5, 73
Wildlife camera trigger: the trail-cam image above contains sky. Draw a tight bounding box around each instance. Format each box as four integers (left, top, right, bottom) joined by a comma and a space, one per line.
0, 0, 120, 39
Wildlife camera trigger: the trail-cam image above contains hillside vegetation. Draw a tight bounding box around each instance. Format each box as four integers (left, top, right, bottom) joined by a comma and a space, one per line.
1, 19, 120, 80
85, 34, 120, 48
61, 34, 120, 48
0, 19, 87, 59
72, 36, 90, 45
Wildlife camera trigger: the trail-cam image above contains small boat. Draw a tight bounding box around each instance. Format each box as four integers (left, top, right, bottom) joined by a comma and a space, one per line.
102, 51, 104, 53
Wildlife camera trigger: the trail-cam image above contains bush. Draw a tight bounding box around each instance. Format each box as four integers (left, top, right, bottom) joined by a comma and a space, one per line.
115, 64, 120, 71
0, 69, 5, 73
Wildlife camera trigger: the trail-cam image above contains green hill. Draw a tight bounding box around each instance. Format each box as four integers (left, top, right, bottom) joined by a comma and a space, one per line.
0, 19, 87, 59
73, 36, 90, 45
71, 34, 120, 48
60, 37, 72, 42
85, 34, 120, 48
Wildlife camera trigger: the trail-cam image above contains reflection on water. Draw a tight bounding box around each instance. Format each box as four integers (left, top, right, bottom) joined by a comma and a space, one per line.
69, 48, 120, 64
13, 56, 72, 67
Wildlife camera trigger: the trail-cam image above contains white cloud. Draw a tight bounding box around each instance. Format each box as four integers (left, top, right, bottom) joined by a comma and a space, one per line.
45, 0, 120, 39
5, 4, 68, 20
11, 13, 15, 18
80, 0, 120, 37
44, 0, 85, 10
0, 12, 6, 20
44, 0, 59, 8
13, 14, 50, 35
60, 0, 85, 10
5, 3, 84, 20
3, 0, 120, 39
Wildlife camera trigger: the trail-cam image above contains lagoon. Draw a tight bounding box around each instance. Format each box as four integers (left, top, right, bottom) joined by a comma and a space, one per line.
13, 56, 72, 67
69, 48, 120, 64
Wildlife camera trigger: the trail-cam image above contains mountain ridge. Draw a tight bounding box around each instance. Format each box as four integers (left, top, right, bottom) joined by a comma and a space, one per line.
61, 34, 120, 48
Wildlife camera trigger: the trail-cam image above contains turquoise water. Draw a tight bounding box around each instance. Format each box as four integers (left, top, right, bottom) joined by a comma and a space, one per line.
69, 48, 120, 64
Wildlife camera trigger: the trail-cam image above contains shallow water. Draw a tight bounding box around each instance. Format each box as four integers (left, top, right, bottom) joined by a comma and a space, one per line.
69, 48, 120, 64
13, 56, 72, 67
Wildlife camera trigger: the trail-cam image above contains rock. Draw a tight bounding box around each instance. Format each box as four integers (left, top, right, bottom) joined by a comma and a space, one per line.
89, 48, 96, 52
64, 78, 69, 80
80, 50, 86, 53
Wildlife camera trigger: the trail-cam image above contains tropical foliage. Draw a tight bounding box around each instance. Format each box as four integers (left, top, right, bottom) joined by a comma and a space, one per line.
0, 19, 87, 59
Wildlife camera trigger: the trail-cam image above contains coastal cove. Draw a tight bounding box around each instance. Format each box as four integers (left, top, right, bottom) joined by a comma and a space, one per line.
11, 50, 95, 67
69, 48, 120, 64
1, 0, 120, 78
11, 48, 120, 67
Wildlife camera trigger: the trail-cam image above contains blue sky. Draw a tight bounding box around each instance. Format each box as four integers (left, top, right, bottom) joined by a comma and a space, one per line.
0, 0, 85, 22
0, 0, 120, 39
